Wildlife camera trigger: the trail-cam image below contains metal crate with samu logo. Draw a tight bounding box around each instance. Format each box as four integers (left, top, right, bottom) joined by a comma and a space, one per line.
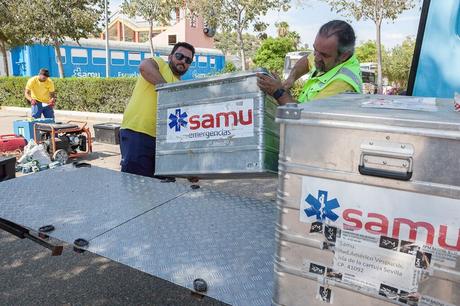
155, 71, 279, 178
274, 94, 460, 306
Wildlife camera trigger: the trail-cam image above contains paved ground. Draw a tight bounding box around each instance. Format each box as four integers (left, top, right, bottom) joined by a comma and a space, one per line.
0, 108, 277, 306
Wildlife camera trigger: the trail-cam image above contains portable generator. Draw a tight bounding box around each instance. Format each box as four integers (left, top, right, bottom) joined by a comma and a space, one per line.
33, 121, 92, 164
0, 134, 27, 156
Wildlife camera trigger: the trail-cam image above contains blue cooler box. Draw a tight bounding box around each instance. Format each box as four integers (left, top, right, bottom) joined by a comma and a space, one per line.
13, 118, 55, 141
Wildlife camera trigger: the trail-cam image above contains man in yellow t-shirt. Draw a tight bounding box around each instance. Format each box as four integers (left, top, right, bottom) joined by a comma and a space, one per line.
120, 42, 195, 178
24, 68, 57, 119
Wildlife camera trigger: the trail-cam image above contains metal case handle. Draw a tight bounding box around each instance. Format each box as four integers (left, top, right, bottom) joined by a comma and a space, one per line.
358, 163, 412, 181
359, 141, 414, 181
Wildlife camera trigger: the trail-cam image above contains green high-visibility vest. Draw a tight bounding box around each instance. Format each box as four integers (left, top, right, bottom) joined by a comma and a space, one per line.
298, 54, 363, 103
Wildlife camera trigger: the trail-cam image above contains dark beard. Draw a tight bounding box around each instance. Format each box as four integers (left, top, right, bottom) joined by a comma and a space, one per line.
315, 62, 325, 73
169, 62, 187, 76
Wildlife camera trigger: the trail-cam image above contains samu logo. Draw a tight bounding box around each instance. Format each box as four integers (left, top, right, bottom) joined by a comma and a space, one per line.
169, 109, 188, 132
304, 190, 340, 222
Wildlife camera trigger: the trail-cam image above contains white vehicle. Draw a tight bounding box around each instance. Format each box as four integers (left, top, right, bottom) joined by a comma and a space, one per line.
283, 51, 311, 80
361, 68, 377, 94
360, 62, 377, 72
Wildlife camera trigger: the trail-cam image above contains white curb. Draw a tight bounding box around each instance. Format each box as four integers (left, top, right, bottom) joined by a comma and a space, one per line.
1, 106, 123, 122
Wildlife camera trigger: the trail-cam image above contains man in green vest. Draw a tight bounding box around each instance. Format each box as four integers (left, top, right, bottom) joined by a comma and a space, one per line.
257, 20, 362, 104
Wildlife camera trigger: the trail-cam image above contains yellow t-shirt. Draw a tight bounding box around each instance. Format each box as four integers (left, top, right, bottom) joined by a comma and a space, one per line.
121, 57, 178, 138
25, 76, 55, 103
313, 79, 355, 100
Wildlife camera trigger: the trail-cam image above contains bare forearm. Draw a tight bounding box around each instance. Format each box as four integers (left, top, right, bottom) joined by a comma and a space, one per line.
140, 59, 166, 85
256, 72, 297, 106
287, 56, 310, 83
24, 89, 32, 101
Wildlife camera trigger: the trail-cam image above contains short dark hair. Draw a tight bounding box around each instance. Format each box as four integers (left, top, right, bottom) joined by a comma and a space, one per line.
39, 68, 50, 77
318, 20, 356, 55
170, 42, 195, 57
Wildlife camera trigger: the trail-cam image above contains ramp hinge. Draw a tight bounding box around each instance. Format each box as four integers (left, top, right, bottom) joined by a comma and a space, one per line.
0, 218, 63, 256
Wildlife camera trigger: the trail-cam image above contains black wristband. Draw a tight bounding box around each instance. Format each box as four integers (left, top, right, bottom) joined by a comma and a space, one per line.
272, 88, 286, 100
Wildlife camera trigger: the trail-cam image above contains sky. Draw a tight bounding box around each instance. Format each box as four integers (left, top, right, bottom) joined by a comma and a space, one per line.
109, 0, 422, 49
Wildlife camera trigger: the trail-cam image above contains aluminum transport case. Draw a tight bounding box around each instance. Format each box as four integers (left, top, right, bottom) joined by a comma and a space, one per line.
93, 122, 121, 145
274, 94, 460, 306
155, 71, 279, 178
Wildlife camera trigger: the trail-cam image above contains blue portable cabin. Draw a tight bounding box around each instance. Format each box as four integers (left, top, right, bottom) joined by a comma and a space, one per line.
407, 0, 460, 98
10, 38, 225, 80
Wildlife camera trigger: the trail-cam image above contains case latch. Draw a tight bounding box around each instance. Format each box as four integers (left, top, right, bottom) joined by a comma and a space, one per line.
277, 103, 302, 120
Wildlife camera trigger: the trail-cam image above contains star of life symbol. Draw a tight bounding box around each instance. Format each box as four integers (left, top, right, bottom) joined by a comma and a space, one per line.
304, 190, 340, 222
168, 108, 188, 132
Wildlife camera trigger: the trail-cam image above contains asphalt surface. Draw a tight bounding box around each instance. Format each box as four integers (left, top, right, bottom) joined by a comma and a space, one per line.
0, 230, 228, 306
0, 108, 278, 306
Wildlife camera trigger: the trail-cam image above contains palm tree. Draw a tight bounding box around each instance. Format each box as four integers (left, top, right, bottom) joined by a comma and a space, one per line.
275, 21, 289, 38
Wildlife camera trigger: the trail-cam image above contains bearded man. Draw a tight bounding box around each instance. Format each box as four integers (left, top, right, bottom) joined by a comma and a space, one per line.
257, 20, 362, 104
120, 42, 195, 177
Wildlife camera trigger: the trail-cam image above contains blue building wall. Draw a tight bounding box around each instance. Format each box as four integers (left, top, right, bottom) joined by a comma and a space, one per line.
411, 0, 460, 98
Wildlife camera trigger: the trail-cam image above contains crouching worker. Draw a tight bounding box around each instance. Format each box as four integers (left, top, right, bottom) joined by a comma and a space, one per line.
24, 68, 56, 119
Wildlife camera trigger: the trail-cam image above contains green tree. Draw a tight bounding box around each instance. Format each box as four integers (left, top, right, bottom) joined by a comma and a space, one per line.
287, 31, 301, 49
253, 37, 295, 75
276, 21, 290, 37
0, 1, 35, 76
190, 0, 290, 70
321, 0, 417, 93
254, 21, 269, 41
222, 61, 237, 73
122, 0, 179, 57
355, 40, 378, 63
214, 31, 261, 62
275, 21, 301, 49
29, 0, 105, 78
383, 36, 415, 89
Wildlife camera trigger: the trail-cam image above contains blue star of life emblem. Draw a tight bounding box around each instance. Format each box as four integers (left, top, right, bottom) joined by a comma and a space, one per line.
304, 190, 340, 222
169, 108, 188, 132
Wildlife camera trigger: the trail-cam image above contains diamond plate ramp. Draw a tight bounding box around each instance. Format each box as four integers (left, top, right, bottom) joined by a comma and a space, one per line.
0, 166, 277, 305
89, 188, 277, 306
0, 166, 189, 242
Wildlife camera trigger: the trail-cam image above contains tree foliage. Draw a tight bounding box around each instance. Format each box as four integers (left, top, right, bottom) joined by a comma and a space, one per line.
0, 1, 36, 76
383, 36, 415, 90
122, 0, 179, 56
324, 0, 416, 20
253, 37, 296, 75
189, 0, 290, 70
287, 31, 302, 49
214, 31, 261, 60
0, 0, 105, 78
276, 21, 290, 37
355, 40, 379, 63
222, 62, 238, 73
275, 21, 302, 49
26, 0, 105, 78
321, 0, 417, 93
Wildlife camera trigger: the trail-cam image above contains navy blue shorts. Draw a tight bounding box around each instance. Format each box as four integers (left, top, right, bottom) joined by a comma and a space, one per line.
119, 129, 156, 177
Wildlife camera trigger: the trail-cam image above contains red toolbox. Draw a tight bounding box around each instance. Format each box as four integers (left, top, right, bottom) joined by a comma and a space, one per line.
0, 134, 27, 153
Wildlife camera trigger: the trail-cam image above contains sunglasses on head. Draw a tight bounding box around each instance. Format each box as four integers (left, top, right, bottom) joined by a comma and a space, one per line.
174, 52, 193, 64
